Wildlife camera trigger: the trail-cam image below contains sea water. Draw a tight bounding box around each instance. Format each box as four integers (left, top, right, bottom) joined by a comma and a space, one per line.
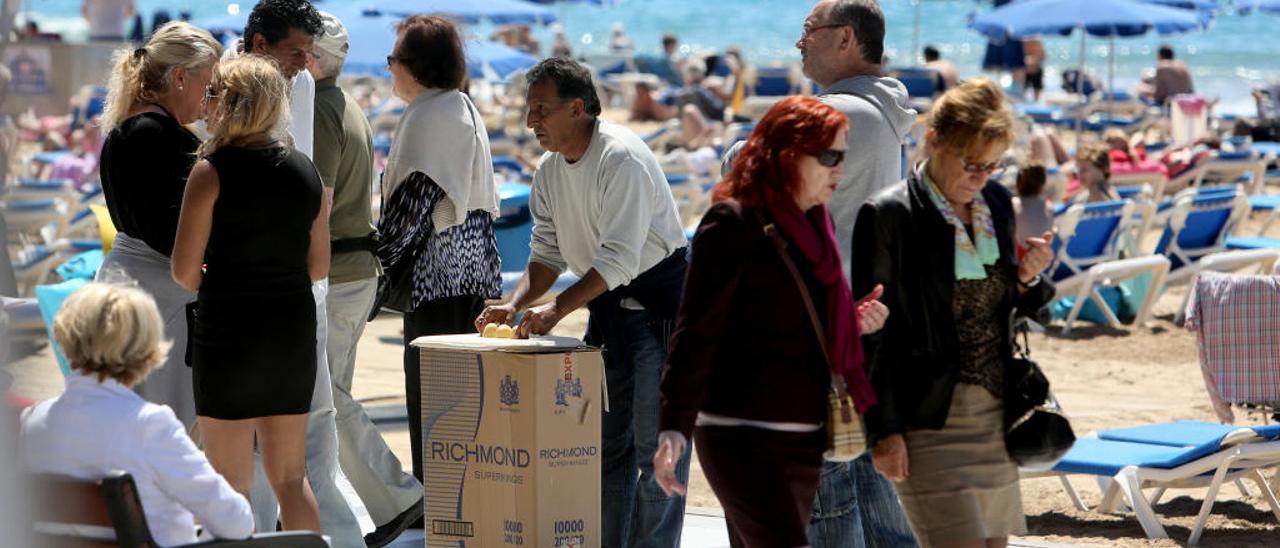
22, 0, 1278, 114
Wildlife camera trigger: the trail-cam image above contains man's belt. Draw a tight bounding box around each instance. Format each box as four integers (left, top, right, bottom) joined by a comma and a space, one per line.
331, 233, 380, 254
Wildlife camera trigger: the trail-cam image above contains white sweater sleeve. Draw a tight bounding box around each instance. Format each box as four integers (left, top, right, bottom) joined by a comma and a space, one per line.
141, 406, 253, 541
591, 157, 652, 289
528, 173, 567, 273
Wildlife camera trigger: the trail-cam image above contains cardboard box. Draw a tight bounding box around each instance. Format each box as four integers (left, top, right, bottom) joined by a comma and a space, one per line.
413, 334, 603, 547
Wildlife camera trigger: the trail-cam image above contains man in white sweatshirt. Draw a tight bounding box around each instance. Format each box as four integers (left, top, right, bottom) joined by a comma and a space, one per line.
797, 1, 919, 547
477, 57, 691, 548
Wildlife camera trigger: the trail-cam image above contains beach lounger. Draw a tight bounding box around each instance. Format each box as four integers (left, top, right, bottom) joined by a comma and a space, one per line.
1048, 200, 1170, 333
13, 240, 102, 297
1151, 188, 1280, 322
24, 150, 73, 179
2, 296, 44, 344
1155, 188, 1255, 285
1194, 150, 1267, 195
887, 67, 940, 112
0, 178, 81, 202
495, 181, 533, 273
1, 198, 70, 238
1025, 421, 1280, 545
739, 66, 802, 120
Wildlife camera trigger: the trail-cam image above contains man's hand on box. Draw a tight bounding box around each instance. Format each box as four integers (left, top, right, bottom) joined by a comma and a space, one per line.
515, 302, 563, 339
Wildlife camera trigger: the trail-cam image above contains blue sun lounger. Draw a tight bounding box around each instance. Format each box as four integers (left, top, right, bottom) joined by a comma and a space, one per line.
1026, 421, 1280, 544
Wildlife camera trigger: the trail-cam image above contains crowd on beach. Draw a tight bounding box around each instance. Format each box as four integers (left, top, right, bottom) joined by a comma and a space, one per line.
7, 0, 1280, 547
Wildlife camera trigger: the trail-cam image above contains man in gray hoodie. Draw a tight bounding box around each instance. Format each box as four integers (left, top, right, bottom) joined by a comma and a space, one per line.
798, 1, 919, 547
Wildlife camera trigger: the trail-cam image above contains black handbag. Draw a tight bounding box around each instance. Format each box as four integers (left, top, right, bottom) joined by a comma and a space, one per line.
367, 247, 417, 322
1003, 320, 1075, 470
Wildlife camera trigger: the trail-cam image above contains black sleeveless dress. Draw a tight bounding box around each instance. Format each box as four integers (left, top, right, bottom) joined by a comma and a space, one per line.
191, 145, 321, 420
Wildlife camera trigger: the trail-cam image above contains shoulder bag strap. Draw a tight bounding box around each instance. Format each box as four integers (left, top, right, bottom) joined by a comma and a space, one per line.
752, 209, 849, 397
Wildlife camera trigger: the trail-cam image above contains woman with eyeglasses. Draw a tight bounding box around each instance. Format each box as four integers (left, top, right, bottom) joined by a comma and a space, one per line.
377, 15, 501, 484
654, 96, 887, 547
96, 21, 222, 429
850, 78, 1056, 548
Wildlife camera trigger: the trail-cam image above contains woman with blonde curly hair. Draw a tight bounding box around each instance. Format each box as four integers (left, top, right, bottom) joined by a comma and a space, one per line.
96, 21, 222, 429
19, 283, 253, 547
172, 54, 328, 534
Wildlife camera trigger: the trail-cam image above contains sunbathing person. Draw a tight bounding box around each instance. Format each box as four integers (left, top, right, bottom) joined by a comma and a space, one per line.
1027, 123, 1071, 167
630, 80, 675, 122
18, 283, 253, 547
1066, 143, 1119, 203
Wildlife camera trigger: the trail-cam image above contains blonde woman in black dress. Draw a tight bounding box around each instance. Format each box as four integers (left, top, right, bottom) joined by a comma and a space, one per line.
172, 55, 328, 534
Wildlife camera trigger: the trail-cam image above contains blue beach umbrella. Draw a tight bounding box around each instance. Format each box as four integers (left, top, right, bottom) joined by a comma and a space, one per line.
371, 0, 558, 26
526, 0, 618, 4
463, 39, 540, 80
971, 0, 1209, 40
194, 8, 248, 34
331, 8, 538, 81
1236, 0, 1280, 14
971, 0, 1210, 125
1141, 0, 1220, 11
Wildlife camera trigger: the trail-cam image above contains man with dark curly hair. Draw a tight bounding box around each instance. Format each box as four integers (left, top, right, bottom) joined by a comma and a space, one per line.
230, 0, 323, 158
231, 3, 364, 546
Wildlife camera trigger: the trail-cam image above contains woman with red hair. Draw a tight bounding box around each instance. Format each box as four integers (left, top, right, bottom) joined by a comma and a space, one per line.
653, 96, 886, 547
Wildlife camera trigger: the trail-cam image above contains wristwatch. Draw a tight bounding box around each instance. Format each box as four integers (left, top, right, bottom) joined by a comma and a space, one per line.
1018, 274, 1042, 289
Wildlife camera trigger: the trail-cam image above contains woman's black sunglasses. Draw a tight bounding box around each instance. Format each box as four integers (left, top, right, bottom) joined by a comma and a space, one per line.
816, 149, 845, 167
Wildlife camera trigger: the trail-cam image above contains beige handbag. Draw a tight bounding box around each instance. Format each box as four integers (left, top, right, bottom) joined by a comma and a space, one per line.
760, 215, 866, 462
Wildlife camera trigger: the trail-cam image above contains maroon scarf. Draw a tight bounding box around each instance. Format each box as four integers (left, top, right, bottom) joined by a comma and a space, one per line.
765, 191, 878, 413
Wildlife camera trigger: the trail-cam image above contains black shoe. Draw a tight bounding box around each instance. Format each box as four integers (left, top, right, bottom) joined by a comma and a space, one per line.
364, 498, 424, 548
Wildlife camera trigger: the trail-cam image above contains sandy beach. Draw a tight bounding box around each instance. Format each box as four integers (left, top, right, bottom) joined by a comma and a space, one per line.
8, 216, 1280, 547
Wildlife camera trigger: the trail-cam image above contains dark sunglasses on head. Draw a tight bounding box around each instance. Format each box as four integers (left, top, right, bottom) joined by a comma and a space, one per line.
816, 149, 845, 167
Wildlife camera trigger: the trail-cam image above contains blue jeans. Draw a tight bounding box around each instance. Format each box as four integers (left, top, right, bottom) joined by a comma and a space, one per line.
808, 453, 918, 548
591, 307, 690, 548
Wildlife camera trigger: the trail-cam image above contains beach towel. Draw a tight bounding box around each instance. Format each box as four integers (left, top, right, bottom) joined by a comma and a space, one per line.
1184, 271, 1280, 422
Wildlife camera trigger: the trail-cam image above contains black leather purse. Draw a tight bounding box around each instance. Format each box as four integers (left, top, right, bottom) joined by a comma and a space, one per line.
367, 245, 417, 322
1003, 320, 1075, 470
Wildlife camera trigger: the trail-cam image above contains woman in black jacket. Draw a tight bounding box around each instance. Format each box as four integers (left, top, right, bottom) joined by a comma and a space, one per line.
653, 96, 886, 548
851, 79, 1056, 548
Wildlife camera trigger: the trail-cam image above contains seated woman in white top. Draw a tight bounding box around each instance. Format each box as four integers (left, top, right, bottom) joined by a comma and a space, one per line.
19, 283, 253, 547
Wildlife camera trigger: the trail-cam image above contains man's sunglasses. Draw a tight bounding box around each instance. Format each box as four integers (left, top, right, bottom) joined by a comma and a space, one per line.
816, 149, 845, 168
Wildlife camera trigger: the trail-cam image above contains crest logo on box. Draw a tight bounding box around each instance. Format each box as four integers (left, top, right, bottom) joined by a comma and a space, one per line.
499, 375, 519, 407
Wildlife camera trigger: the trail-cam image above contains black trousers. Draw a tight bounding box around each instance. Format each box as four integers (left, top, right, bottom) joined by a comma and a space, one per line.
695, 426, 826, 548
402, 294, 486, 482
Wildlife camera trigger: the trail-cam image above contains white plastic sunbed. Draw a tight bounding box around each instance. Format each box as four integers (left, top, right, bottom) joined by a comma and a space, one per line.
1023, 421, 1280, 545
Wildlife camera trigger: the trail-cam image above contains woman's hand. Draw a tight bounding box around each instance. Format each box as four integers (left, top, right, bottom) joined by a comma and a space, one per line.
872, 434, 910, 481
653, 430, 688, 497
1018, 231, 1055, 285
856, 284, 889, 335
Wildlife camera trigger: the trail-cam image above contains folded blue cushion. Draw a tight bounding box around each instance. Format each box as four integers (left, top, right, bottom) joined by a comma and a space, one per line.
1054, 438, 1190, 475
